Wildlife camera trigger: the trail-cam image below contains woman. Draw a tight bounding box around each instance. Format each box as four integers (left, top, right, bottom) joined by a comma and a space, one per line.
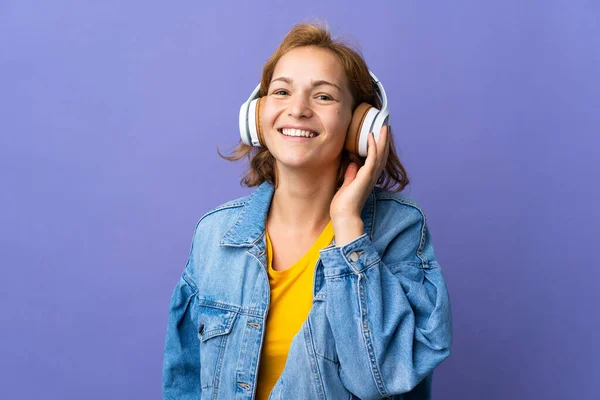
163, 22, 452, 400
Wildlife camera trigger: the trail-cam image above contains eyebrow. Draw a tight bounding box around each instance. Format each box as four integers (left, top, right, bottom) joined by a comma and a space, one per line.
270, 77, 341, 92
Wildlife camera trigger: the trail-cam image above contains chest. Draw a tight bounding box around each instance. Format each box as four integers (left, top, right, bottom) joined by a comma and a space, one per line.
267, 220, 333, 272
268, 232, 317, 272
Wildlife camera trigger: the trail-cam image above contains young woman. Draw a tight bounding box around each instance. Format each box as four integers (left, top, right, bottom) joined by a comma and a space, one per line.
163, 23, 452, 400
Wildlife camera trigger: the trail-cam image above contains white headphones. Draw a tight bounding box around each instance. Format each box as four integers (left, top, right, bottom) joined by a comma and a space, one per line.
238, 71, 389, 157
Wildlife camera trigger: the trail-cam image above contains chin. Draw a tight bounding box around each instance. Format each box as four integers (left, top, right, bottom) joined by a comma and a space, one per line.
278, 156, 339, 176
276, 157, 313, 170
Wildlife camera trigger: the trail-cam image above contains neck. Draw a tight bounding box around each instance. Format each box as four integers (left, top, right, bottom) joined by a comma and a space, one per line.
267, 163, 338, 233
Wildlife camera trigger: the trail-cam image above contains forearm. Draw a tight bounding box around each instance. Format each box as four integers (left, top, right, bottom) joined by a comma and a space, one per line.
319, 235, 452, 398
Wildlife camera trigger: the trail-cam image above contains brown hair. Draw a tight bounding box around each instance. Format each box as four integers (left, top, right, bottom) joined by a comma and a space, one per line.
220, 22, 410, 192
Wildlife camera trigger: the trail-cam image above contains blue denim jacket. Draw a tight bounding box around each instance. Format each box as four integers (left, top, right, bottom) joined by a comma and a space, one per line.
162, 181, 452, 399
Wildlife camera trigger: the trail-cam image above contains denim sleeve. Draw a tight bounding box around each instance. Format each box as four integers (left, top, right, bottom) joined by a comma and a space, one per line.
319, 210, 452, 399
162, 269, 201, 399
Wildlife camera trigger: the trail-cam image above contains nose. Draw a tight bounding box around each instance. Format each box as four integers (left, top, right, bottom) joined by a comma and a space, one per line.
287, 93, 313, 119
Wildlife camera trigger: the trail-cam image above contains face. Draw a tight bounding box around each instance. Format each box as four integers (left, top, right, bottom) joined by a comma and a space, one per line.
260, 46, 354, 174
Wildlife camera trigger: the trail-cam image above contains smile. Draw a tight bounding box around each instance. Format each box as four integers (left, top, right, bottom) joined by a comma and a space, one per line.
278, 128, 319, 138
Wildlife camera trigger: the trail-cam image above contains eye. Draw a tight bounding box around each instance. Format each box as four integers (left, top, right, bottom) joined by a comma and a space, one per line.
271, 89, 288, 96
316, 94, 334, 101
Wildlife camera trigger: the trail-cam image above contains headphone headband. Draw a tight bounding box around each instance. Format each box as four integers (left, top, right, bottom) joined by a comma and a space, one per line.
369, 71, 388, 114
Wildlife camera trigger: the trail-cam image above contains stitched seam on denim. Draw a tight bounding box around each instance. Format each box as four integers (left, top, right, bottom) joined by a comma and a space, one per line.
181, 217, 203, 288
246, 246, 267, 276
357, 258, 380, 274
201, 201, 247, 220
324, 257, 379, 279
304, 319, 326, 400
234, 317, 254, 396
247, 246, 270, 396
242, 248, 270, 319
197, 300, 241, 313
202, 202, 246, 238
376, 193, 422, 211
217, 201, 259, 246
320, 233, 369, 256
242, 308, 267, 318
192, 198, 248, 248
221, 200, 269, 247
416, 212, 428, 267
315, 351, 338, 364
199, 312, 238, 341
358, 273, 388, 397
376, 197, 429, 265
196, 300, 266, 318
239, 308, 266, 318
251, 232, 266, 247
219, 209, 247, 246
388, 260, 435, 272
323, 274, 353, 281
182, 271, 199, 293
369, 190, 376, 240
388, 260, 432, 271
211, 333, 229, 400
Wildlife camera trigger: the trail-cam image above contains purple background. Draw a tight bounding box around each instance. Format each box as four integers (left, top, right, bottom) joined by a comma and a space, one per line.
1, 1, 598, 399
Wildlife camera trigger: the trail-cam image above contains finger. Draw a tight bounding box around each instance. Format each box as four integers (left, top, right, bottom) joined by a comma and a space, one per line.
363, 132, 378, 172
378, 125, 390, 169
370, 126, 387, 174
341, 161, 359, 188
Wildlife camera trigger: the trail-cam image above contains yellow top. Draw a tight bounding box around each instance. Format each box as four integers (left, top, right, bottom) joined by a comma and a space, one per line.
255, 220, 335, 400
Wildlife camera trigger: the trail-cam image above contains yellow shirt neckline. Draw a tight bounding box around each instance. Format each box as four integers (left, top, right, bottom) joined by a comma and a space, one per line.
265, 220, 334, 279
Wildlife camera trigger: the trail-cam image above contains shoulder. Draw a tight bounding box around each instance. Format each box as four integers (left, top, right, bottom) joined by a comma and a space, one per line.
372, 187, 427, 225
370, 188, 433, 264
199, 194, 250, 223
189, 194, 250, 244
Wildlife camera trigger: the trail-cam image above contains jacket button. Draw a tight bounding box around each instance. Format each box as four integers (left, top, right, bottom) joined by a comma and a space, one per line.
349, 251, 360, 262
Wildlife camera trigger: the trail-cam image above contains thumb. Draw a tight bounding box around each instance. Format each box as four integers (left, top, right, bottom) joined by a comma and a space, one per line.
341, 162, 358, 188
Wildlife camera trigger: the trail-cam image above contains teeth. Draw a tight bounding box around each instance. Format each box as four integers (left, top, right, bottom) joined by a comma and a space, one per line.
280, 128, 317, 138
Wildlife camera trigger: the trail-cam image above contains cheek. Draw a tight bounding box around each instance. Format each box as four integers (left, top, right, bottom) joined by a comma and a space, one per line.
259, 101, 280, 149
260, 99, 283, 131
333, 107, 352, 134
260, 102, 273, 128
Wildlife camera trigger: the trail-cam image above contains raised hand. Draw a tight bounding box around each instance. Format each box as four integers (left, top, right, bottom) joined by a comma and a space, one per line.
330, 126, 390, 246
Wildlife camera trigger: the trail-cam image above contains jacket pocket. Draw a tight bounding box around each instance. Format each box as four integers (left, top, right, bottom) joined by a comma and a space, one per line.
197, 303, 239, 393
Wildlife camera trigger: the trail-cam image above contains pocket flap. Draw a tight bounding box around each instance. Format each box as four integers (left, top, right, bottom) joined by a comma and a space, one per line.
197, 304, 239, 342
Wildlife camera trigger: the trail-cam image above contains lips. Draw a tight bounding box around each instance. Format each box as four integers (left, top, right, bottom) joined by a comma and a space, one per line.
277, 127, 320, 138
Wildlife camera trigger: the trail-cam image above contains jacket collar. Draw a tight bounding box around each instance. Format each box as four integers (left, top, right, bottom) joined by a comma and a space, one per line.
220, 180, 376, 247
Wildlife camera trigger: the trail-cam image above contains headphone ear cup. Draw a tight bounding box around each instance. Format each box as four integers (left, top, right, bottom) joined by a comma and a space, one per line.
346, 103, 373, 154
239, 100, 252, 146
245, 97, 266, 147
255, 97, 267, 146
